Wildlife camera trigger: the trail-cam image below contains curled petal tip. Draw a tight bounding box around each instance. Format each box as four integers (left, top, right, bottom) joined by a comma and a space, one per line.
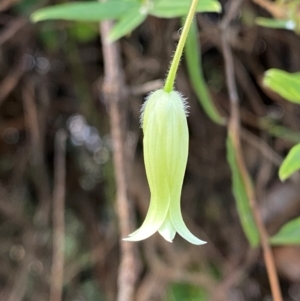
193, 239, 207, 246
122, 237, 134, 242
122, 234, 144, 242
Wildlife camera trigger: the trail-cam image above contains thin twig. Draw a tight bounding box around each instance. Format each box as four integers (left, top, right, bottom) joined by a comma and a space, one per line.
241, 128, 282, 166
99, 15, 139, 301
49, 129, 67, 301
220, 1, 283, 301
22, 82, 52, 225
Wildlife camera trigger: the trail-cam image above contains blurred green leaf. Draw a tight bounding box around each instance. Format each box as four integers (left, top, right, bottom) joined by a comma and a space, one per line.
263, 68, 300, 104
184, 19, 225, 125
256, 17, 296, 30
226, 136, 259, 247
31, 1, 139, 22
167, 282, 208, 301
150, 0, 221, 18
69, 23, 99, 43
279, 143, 300, 181
108, 7, 147, 41
270, 217, 300, 245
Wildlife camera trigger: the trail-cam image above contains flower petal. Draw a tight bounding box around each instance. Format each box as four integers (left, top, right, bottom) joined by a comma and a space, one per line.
158, 212, 176, 242
123, 196, 168, 241
165, 91, 206, 245
124, 90, 172, 241
170, 203, 206, 245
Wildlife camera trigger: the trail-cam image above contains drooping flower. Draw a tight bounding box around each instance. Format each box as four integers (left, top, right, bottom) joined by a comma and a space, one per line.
124, 89, 206, 245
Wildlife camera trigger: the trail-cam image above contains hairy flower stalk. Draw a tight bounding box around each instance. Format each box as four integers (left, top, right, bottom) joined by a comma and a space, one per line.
124, 90, 206, 245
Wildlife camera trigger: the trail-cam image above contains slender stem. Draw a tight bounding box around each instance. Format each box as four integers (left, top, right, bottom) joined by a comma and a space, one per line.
99, 3, 140, 299
164, 0, 199, 92
220, 1, 283, 300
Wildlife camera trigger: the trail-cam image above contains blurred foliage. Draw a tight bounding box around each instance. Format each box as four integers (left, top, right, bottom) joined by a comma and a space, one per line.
30, 0, 221, 42
167, 283, 208, 301
264, 69, 300, 105
270, 217, 300, 245
279, 143, 300, 181
255, 0, 300, 34
226, 136, 259, 247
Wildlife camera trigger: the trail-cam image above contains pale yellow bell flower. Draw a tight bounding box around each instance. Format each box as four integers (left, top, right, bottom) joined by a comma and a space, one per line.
124, 89, 206, 245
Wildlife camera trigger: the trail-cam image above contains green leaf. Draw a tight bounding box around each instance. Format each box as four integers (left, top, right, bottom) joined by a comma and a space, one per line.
256, 17, 296, 30
226, 136, 259, 247
184, 19, 225, 125
31, 1, 138, 22
270, 217, 300, 245
279, 143, 300, 181
108, 7, 147, 42
150, 0, 221, 18
263, 68, 300, 104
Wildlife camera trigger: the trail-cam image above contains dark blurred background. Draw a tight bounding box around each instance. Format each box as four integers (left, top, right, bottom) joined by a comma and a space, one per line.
0, 0, 300, 300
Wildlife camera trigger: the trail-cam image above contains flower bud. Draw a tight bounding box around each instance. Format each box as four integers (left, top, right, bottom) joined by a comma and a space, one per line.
124, 89, 206, 245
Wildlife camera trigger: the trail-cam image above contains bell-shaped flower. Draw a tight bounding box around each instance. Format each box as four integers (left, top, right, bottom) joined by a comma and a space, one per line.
124, 89, 206, 245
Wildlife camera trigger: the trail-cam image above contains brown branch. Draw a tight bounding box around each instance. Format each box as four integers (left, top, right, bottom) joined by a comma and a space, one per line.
220, 1, 283, 301
22, 82, 52, 225
49, 129, 67, 301
99, 18, 139, 301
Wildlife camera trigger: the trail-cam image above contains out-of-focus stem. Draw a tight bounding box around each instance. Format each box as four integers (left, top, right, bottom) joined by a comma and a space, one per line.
99, 8, 139, 301
49, 129, 67, 301
220, 1, 283, 301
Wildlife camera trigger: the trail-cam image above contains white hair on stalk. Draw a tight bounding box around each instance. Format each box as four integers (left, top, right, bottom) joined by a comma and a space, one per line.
178, 91, 189, 117
139, 89, 190, 128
